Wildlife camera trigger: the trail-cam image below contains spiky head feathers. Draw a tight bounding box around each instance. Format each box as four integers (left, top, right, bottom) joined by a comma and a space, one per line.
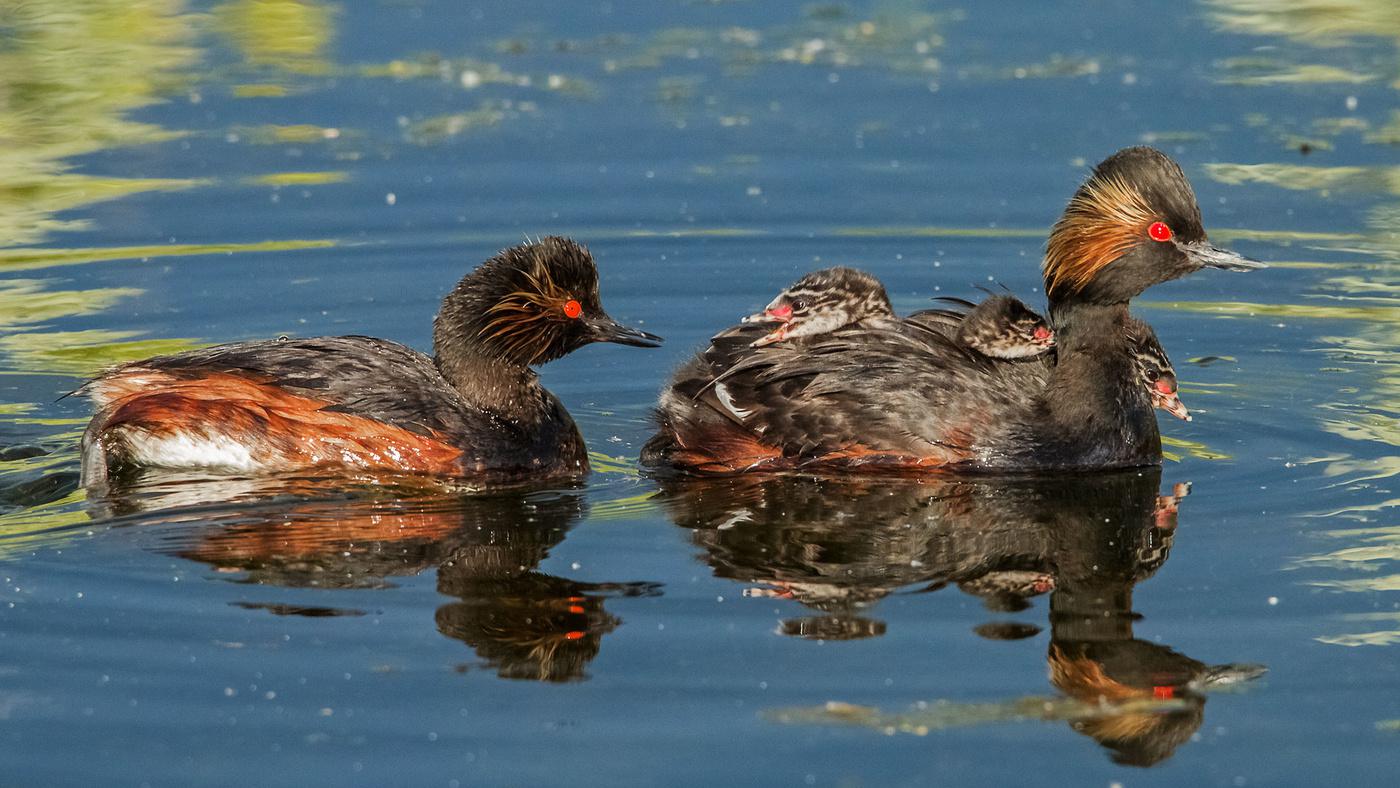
1044, 147, 1208, 304
436, 236, 602, 366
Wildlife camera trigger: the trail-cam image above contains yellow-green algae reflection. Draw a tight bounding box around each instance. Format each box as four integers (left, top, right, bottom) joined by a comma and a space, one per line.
0, 0, 200, 248
0, 1, 343, 551
1203, 0, 1400, 646
212, 0, 334, 76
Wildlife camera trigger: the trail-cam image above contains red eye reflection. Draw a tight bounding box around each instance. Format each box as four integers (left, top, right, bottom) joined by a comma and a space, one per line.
1148, 221, 1173, 242
563, 299, 583, 318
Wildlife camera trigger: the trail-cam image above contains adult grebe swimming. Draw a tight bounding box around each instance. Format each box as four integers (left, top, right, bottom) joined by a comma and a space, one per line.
644, 147, 1259, 474
80, 237, 661, 484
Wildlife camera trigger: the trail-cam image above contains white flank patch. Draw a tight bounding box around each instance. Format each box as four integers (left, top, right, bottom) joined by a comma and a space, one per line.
992, 344, 1050, 359
125, 430, 261, 472
716, 509, 753, 531
713, 382, 752, 421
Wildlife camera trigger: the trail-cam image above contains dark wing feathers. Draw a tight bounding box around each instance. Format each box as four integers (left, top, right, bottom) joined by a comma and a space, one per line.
97, 336, 485, 439
651, 303, 1055, 470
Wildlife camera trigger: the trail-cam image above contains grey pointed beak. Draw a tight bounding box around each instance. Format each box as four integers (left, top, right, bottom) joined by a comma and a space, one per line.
1180, 240, 1266, 272
588, 316, 663, 348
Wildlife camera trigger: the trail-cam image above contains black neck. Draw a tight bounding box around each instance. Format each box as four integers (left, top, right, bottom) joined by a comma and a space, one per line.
1031, 299, 1160, 467
436, 343, 539, 407
433, 294, 547, 421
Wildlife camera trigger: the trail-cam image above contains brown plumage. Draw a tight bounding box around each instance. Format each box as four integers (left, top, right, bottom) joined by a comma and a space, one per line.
79, 237, 661, 485
86, 371, 466, 476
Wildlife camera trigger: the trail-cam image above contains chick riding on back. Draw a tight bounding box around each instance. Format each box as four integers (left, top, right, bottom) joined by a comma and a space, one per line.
741, 267, 897, 347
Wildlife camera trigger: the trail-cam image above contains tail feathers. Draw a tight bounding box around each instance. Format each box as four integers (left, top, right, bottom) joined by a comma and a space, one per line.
642, 395, 782, 475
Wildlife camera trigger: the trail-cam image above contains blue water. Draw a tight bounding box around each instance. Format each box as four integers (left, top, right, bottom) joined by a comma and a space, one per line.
1, 1, 1398, 785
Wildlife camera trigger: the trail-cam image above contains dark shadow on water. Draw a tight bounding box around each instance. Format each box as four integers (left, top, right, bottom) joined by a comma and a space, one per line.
91, 473, 660, 684
655, 469, 1264, 766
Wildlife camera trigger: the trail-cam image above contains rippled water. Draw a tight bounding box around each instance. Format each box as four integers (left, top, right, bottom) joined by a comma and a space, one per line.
2, 0, 1398, 785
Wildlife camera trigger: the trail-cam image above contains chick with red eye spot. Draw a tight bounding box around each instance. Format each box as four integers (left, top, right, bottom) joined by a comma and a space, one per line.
738, 267, 898, 348
927, 294, 1056, 360
1128, 318, 1191, 423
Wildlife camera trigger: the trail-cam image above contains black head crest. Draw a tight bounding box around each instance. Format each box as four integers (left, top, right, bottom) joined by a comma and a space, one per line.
1044, 147, 1217, 304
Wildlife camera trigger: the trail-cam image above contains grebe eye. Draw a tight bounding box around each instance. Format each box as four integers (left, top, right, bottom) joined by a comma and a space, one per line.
1145, 368, 1160, 381
563, 299, 583, 319
791, 298, 809, 312
1148, 221, 1173, 242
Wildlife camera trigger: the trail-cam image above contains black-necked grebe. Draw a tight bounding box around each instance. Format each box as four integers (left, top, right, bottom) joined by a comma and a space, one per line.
644, 147, 1260, 474
79, 236, 661, 483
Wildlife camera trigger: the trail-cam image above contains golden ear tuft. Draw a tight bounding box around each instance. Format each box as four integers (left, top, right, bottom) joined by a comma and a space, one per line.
476, 259, 578, 364
1044, 174, 1156, 297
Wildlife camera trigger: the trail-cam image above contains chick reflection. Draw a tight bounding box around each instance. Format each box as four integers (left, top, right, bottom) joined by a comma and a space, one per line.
661, 476, 963, 640
659, 470, 1264, 767
122, 477, 655, 683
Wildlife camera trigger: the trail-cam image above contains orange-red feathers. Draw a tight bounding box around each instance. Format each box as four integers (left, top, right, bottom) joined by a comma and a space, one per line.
89, 370, 464, 475
1044, 173, 1158, 299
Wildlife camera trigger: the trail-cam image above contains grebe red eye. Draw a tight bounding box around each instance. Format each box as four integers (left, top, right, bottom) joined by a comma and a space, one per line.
1148, 221, 1173, 242
563, 299, 583, 319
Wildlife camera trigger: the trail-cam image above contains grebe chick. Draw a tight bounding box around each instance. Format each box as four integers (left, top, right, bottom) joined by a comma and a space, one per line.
948, 295, 1055, 359
79, 237, 661, 484
740, 267, 896, 347
921, 302, 1180, 415
1128, 318, 1189, 422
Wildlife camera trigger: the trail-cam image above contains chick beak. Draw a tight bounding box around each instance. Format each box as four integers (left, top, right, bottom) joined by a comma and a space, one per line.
1032, 325, 1054, 346
742, 302, 793, 324
586, 315, 663, 348
750, 323, 791, 348
1155, 392, 1192, 422
1179, 240, 1266, 272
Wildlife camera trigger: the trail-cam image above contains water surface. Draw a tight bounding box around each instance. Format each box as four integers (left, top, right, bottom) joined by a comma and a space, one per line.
2, 1, 1399, 785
